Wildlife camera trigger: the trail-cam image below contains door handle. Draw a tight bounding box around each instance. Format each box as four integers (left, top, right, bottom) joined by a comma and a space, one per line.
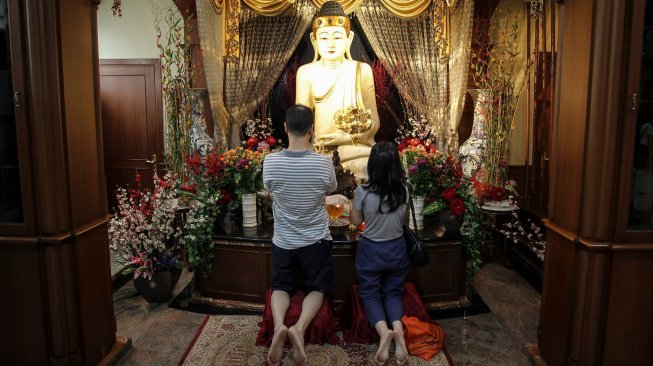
632, 93, 638, 111
146, 154, 157, 165
14, 91, 22, 109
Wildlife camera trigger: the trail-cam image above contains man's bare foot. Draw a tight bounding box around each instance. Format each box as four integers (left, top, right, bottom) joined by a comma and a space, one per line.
374, 330, 393, 365
393, 328, 408, 365
267, 325, 288, 366
288, 325, 307, 365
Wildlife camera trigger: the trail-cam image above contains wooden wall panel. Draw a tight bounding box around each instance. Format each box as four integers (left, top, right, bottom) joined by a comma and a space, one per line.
43, 241, 82, 363
602, 250, 653, 365
74, 223, 116, 364
60, 0, 104, 227
538, 226, 575, 366
24, 0, 70, 235
0, 241, 48, 365
567, 246, 610, 366
549, 0, 592, 232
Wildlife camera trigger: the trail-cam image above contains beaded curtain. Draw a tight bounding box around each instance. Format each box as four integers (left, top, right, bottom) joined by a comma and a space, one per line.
447, 0, 474, 149
197, 0, 227, 148
223, 0, 315, 146
357, 0, 450, 149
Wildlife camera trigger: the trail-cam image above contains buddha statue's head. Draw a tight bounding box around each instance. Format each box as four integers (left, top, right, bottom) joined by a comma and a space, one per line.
310, 1, 353, 62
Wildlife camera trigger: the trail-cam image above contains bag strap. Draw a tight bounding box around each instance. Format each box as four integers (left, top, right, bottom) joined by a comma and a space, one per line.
406, 184, 421, 242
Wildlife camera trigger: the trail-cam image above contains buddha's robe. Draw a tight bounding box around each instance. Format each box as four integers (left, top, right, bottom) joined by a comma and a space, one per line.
298, 59, 379, 179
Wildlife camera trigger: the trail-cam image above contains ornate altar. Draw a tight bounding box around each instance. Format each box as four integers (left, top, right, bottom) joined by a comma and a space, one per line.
194, 216, 467, 310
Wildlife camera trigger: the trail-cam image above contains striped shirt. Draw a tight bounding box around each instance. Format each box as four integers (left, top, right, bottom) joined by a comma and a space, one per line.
263, 149, 337, 250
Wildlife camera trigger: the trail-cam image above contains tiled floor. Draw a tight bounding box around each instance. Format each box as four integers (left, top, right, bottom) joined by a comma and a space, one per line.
114, 262, 540, 365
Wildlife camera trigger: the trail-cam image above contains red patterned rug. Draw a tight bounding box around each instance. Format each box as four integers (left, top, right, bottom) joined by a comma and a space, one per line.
179, 315, 454, 365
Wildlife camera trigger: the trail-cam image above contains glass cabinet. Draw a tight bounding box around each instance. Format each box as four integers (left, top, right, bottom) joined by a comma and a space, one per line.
629, 0, 653, 231
0, 0, 33, 235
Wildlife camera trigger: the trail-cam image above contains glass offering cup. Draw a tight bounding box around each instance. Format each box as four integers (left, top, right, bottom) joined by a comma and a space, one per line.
325, 195, 349, 226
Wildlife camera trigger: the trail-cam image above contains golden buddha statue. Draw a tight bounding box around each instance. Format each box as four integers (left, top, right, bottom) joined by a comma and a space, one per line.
296, 1, 380, 179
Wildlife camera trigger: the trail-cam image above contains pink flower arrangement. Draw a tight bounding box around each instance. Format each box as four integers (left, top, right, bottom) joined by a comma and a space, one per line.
108, 172, 182, 279
395, 115, 436, 153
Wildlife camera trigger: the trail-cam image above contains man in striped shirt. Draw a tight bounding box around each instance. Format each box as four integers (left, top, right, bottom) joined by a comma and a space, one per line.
263, 104, 337, 365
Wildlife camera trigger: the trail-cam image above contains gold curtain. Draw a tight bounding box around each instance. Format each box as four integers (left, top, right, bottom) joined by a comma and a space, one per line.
448, 0, 473, 137
309, 0, 362, 13
242, 0, 296, 16
357, 0, 450, 149
242, 0, 436, 17
224, 0, 315, 146
197, 0, 228, 148
378, 0, 432, 19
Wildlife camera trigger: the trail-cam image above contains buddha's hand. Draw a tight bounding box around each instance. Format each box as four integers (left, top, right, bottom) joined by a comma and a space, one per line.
318, 130, 350, 146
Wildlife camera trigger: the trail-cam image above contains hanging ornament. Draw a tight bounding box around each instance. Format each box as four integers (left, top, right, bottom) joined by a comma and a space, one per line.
112, 0, 122, 17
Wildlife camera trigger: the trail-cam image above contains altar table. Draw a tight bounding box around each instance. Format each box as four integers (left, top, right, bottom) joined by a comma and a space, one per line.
194, 216, 467, 310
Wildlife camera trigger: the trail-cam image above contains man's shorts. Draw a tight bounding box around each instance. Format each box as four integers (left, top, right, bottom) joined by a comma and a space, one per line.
271, 239, 333, 295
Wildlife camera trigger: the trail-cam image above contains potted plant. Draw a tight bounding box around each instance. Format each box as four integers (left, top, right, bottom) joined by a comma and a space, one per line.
470, 9, 530, 208
108, 172, 182, 303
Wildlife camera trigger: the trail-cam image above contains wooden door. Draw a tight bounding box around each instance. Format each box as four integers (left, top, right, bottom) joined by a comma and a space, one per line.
99, 59, 164, 210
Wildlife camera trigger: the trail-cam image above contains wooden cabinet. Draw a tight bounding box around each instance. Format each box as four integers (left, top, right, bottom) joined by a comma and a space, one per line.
0, 0, 34, 236
538, 1, 653, 365
616, 0, 653, 240
0, 1, 116, 364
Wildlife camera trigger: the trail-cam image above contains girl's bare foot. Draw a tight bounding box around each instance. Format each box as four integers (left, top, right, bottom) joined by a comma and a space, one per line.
288, 325, 307, 364
393, 328, 408, 366
267, 325, 287, 366
374, 330, 393, 365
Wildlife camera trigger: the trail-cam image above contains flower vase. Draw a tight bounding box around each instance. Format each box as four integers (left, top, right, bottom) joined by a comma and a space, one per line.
241, 193, 257, 228
459, 89, 488, 177
436, 209, 464, 232
133, 268, 181, 303
409, 196, 425, 230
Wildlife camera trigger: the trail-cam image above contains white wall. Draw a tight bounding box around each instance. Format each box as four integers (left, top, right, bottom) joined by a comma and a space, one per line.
97, 0, 179, 59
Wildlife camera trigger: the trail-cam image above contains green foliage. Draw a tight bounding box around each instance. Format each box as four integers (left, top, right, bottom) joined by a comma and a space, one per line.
154, 6, 196, 182
458, 182, 486, 292
180, 188, 222, 276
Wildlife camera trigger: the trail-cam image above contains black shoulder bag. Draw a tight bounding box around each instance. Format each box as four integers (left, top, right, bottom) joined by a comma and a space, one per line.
404, 190, 429, 268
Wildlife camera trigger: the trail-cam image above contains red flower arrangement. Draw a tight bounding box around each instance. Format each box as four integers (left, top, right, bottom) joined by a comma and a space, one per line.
471, 166, 517, 207
400, 146, 468, 216
183, 148, 232, 206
